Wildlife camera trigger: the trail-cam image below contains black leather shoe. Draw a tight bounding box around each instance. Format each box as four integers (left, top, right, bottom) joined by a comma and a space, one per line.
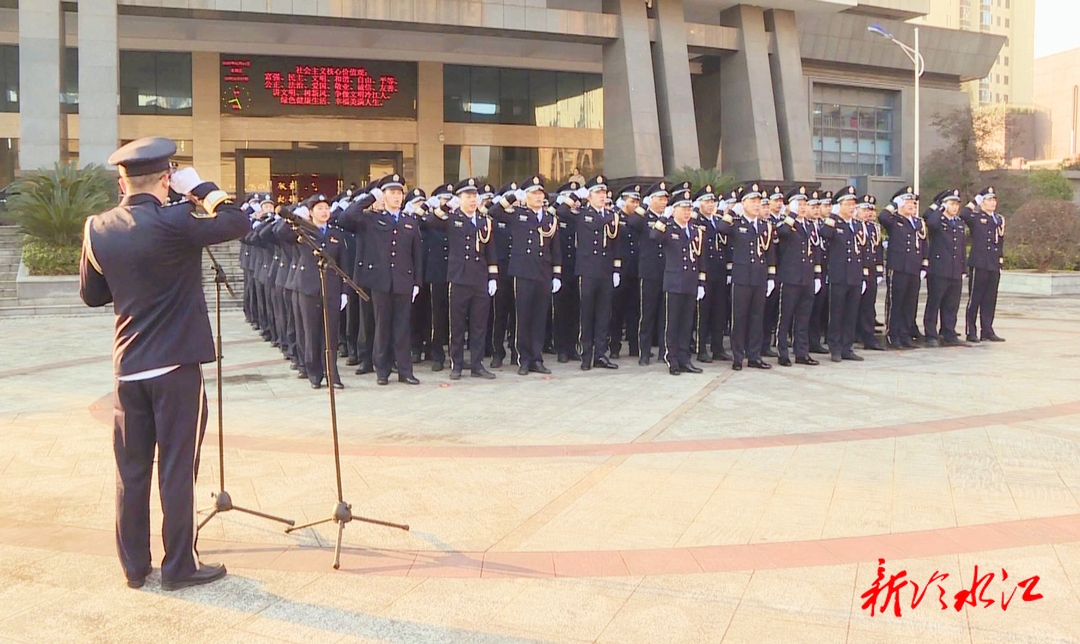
332, 381, 345, 390
411, 349, 423, 363
162, 563, 227, 591
355, 362, 373, 375
732, 362, 743, 371
714, 351, 732, 362
594, 357, 619, 369
778, 357, 792, 367
311, 382, 323, 390
580, 361, 592, 371
809, 346, 829, 355
669, 365, 681, 376
297, 371, 308, 380
796, 357, 820, 366
557, 353, 569, 363
431, 361, 444, 372
338, 347, 349, 359
747, 360, 772, 370
638, 355, 651, 366
967, 334, 981, 343
398, 375, 420, 385
127, 567, 152, 589
530, 363, 552, 375
518, 364, 530, 376
472, 367, 496, 380
941, 337, 964, 347
842, 353, 865, 362
985, 334, 1006, 342
681, 363, 703, 374
863, 342, 886, 351
449, 369, 462, 381
697, 353, 713, 364
610, 350, 621, 360
345, 357, 360, 366
568, 350, 582, 361
761, 349, 778, 358
491, 357, 504, 369
377, 376, 389, 386
924, 337, 940, 348
901, 341, 918, 350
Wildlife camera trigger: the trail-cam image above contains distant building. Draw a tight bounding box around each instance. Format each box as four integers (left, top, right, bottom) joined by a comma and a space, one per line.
1034, 48, 1080, 163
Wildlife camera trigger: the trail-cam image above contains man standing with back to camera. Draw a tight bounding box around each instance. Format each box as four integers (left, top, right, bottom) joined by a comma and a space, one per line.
80, 137, 247, 590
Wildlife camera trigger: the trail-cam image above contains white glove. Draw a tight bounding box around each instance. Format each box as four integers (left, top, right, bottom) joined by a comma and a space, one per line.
726, 275, 732, 285
412, 285, 420, 302
861, 281, 867, 295
514, 189, 527, 203
882, 239, 889, 249
488, 279, 498, 297
370, 187, 384, 203
613, 273, 621, 288
814, 278, 821, 294
241, 201, 252, 212
294, 205, 310, 220
335, 198, 350, 212
552, 277, 562, 294
448, 196, 462, 211
697, 285, 705, 301
425, 196, 440, 209
340, 293, 348, 311
920, 270, 927, 281
574, 186, 589, 201
766, 280, 775, 298
876, 276, 884, 285
169, 167, 203, 195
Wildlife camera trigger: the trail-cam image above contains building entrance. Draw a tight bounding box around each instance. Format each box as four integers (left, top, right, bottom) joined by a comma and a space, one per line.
235, 148, 402, 204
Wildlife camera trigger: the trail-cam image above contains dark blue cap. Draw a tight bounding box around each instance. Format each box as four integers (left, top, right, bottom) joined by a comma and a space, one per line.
107, 136, 176, 176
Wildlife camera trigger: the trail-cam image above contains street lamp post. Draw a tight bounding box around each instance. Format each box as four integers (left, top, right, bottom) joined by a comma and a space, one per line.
868, 23, 926, 195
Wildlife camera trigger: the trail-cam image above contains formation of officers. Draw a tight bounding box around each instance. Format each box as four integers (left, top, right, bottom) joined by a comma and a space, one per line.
238, 173, 1007, 386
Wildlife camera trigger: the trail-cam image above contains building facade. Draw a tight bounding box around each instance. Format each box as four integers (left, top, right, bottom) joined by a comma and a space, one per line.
1033, 47, 1080, 163
6, 0, 1001, 200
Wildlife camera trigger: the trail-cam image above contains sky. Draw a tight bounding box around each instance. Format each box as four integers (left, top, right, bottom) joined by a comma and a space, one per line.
1035, 0, 1080, 58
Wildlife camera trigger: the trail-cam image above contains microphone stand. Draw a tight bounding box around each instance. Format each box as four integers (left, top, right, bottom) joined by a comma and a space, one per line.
282, 218, 406, 569
198, 246, 295, 530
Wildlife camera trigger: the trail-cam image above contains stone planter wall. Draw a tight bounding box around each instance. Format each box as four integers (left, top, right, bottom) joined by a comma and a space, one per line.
999, 270, 1080, 296
15, 259, 82, 305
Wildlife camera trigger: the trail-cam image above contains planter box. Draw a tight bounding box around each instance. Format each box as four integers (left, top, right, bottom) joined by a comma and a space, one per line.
998, 269, 1080, 296
15, 258, 82, 305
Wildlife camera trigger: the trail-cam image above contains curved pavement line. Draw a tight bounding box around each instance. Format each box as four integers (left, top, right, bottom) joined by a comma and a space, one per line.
4, 513, 1078, 578
208, 400, 1080, 459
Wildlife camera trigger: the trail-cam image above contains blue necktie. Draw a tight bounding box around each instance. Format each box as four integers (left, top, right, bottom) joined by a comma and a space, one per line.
470, 216, 477, 228
319, 225, 327, 235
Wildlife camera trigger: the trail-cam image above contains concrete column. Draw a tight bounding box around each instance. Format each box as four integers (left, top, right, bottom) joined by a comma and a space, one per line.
765, 9, 814, 182
416, 61, 444, 190
719, 5, 783, 181
602, 0, 663, 180
18, 0, 65, 171
78, 0, 119, 168
692, 57, 723, 170
191, 51, 221, 185
652, 0, 700, 173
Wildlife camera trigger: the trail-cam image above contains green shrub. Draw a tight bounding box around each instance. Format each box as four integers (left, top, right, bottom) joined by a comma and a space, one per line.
1003, 200, 1080, 272
22, 238, 81, 276
665, 167, 738, 194
7, 163, 113, 248
1026, 168, 1074, 201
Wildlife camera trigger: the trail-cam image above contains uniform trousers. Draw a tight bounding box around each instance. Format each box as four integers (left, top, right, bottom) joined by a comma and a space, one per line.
449, 283, 490, 372
609, 276, 640, 355
343, 290, 360, 361
664, 292, 695, 369
291, 289, 306, 370
578, 276, 613, 363
696, 272, 728, 356
429, 282, 449, 361
828, 283, 861, 358
409, 285, 430, 356
638, 277, 665, 355
886, 271, 920, 346
925, 275, 962, 341
282, 288, 297, 360
372, 289, 414, 379
810, 283, 829, 349
731, 283, 766, 364
490, 272, 516, 360
966, 268, 1000, 339
858, 279, 880, 346
347, 291, 375, 365
243, 269, 255, 322
778, 282, 814, 361
552, 274, 580, 357
763, 287, 782, 347
299, 292, 341, 385
514, 277, 551, 368
255, 281, 272, 337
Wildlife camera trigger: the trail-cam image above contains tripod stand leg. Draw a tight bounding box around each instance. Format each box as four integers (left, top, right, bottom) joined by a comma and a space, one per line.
333, 521, 345, 570
285, 517, 335, 534
230, 504, 296, 526
198, 508, 219, 531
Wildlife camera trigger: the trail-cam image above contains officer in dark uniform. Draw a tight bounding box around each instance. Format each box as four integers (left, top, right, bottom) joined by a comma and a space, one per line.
251, 206, 277, 343
692, 184, 731, 363
610, 184, 642, 359
924, 188, 968, 346
419, 183, 454, 370
775, 186, 820, 366
718, 182, 777, 370
488, 181, 518, 368
761, 186, 786, 357
552, 181, 582, 363
331, 190, 359, 366
625, 182, 669, 365
879, 186, 929, 349
338, 174, 424, 385
856, 195, 886, 351
649, 188, 707, 375
488, 176, 563, 375
421, 178, 499, 380
819, 186, 866, 363
280, 205, 307, 377
340, 184, 379, 375
808, 191, 831, 354
961, 186, 1006, 343
572, 175, 620, 371
79, 137, 241, 590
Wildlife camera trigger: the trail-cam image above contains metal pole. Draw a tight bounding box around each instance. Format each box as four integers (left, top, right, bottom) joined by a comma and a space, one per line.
914, 27, 920, 197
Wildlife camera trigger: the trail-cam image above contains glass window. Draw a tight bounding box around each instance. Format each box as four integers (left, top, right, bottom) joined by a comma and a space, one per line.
62, 48, 78, 113
444, 145, 602, 187
981, 10, 992, 24
530, 70, 558, 127
443, 65, 469, 123
0, 45, 17, 113
444, 65, 602, 128
811, 84, 896, 177
468, 66, 499, 123
120, 51, 192, 115
1005, 18, 1010, 27
499, 68, 530, 125
980, 88, 992, 102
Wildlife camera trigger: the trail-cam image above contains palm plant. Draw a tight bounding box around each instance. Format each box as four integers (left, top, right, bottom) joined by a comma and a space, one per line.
7, 162, 113, 248
665, 166, 738, 194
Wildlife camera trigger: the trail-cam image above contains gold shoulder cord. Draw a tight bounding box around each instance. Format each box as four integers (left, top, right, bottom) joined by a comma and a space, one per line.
604, 208, 620, 248
758, 221, 773, 256
690, 226, 703, 261
539, 214, 557, 240
476, 216, 492, 253
996, 217, 1005, 243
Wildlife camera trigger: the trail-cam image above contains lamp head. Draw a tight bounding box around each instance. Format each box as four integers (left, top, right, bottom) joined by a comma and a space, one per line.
867, 23, 894, 40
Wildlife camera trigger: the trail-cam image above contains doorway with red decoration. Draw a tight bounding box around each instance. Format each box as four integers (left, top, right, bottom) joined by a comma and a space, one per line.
235, 145, 402, 205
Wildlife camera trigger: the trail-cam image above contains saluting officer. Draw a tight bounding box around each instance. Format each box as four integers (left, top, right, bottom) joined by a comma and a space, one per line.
488, 176, 563, 375
879, 186, 929, 349
423, 178, 499, 380
610, 184, 642, 359
339, 174, 424, 385
775, 186, 821, 367
819, 185, 866, 363
961, 186, 1006, 343
572, 175, 621, 371
856, 196, 885, 351
808, 191, 831, 354
79, 137, 244, 590
625, 182, 670, 365
650, 188, 707, 375
692, 184, 731, 363
551, 181, 582, 363
489, 181, 518, 368
924, 189, 968, 346
718, 182, 777, 371
761, 186, 786, 357
421, 183, 454, 370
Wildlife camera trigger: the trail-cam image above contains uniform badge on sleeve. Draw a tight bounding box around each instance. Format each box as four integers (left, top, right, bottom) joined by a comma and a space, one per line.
518, 215, 528, 222
738, 227, 748, 233
329, 236, 339, 244
454, 221, 464, 228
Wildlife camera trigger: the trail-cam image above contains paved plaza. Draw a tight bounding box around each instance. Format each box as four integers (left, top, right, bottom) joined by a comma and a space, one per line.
2, 293, 1080, 643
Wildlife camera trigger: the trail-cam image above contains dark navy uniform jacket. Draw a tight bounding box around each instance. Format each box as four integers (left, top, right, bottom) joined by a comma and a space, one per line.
863, 221, 885, 281
338, 205, 424, 295
925, 206, 968, 280
487, 201, 563, 282
625, 208, 666, 281
569, 204, 620, 279
423, 207, 498, 287
820, 216, 866, 286
555, 204, 578, 278
879, 208, 930, 275
274, 219, 344, 299
79, 190, 249, 377
960, 204, 1005, 272
695, 214, 727, 284
650, 220, 706, 295
423, 224, 450, 285
716, 214, 777, 287
776, 216, 818, 286
615, 209, 640, 280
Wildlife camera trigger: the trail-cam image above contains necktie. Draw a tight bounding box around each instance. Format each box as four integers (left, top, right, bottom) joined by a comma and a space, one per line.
470, 215, 477, 228
753, 220, 758, 235
319, 225, 327, 235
